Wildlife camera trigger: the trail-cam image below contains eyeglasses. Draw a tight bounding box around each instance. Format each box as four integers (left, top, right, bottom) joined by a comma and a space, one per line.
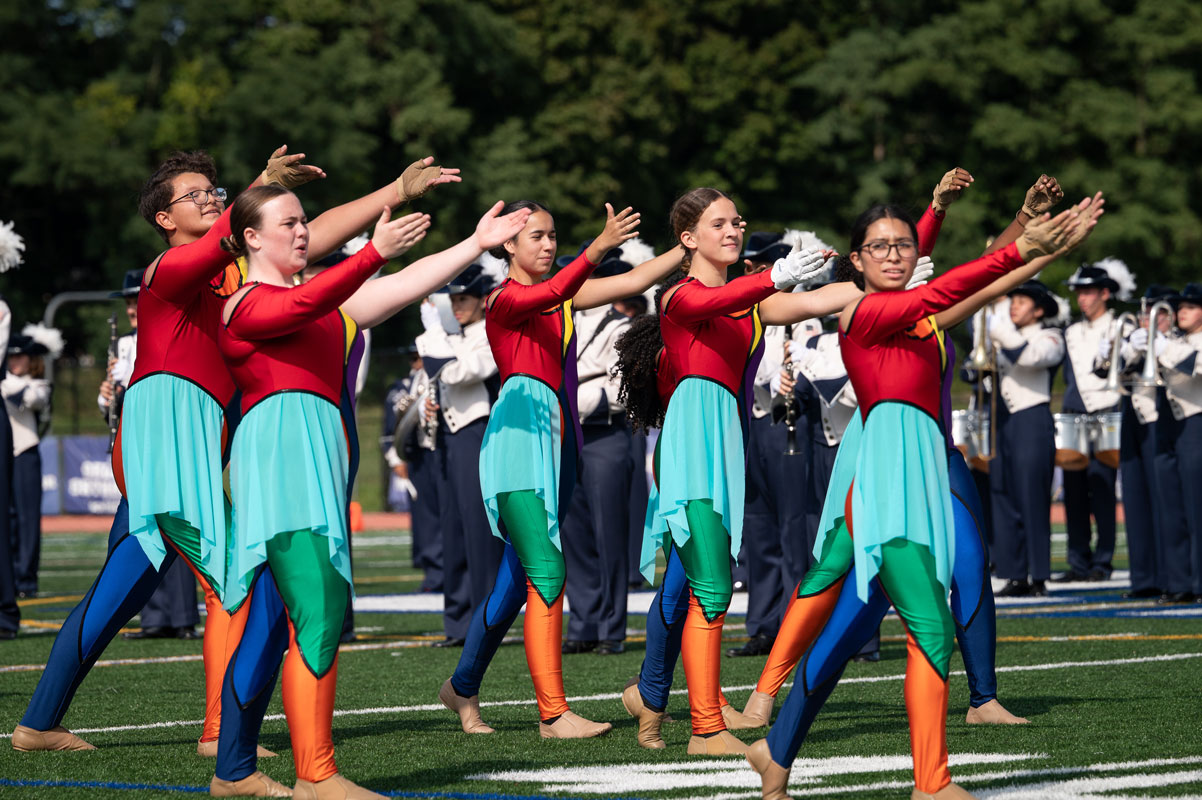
860, 240, 917, 259
167, 187, 228, 208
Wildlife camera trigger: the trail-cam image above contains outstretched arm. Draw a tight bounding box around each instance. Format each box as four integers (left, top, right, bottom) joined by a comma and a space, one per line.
574, 245, 685, 310
918, 166, 974, 256
983, 174, 1064, 255
145, 203, 236, 303
343, 202, 531, 329
663, 271, 778, 323
759, 282, 864, 325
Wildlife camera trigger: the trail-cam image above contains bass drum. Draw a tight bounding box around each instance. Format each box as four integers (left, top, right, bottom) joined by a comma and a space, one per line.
1092, 412, 1122, 469
1054, 413, 1091, 471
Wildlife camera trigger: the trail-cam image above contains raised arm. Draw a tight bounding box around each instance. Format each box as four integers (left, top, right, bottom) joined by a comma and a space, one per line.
343, 202, 531, 329
225, 243, 386, 339
663, 271, 778, 323
574, 245, 685, 310
983, 174, 1064, 255
306, 157, 460, 262
918, 167, 974, 256
146, 202, 236, 303
759, 281, 865, 325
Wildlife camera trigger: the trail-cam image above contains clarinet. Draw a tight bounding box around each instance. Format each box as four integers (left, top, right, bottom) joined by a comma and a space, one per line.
106, 312, 121, 454
782, 324, 802, 456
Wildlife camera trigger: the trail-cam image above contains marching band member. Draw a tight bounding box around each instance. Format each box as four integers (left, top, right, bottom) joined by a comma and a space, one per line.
1157, 282, 1202, 602
561, 246, 643, 656
0, 288, 18, 640
989, 280, 1065, 597
1055, 259, 1133, 581
419, 263, 506, 647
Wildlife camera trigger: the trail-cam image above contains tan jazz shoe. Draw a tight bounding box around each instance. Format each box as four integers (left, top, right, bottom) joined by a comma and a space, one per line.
964, 699, 1029, 725
621, 681, 666, 749
197, 739, 278, 757
746, 738, 792, 800
686, 729, 748, 756
209, 770, 292, 797
721, 701, 766, 731
539, 710, 612, 739
622, 676, 675, 722
740, 690, 775, 728
11, 724, 96, 751
293, 773, 385, 800
911, 782, 978, 799
438, 678, 494, 734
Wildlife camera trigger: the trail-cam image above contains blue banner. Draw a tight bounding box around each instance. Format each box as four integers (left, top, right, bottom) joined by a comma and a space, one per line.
39, 435, 121, 515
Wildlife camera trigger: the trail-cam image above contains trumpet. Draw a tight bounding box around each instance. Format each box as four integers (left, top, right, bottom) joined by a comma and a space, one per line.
1130, 301, 1175, 390
1101, 312, 1139, 394
782, 324, 802, 456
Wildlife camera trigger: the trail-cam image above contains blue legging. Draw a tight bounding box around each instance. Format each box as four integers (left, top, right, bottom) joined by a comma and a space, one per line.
450, 542, 532, 697
765, 449, 997, 766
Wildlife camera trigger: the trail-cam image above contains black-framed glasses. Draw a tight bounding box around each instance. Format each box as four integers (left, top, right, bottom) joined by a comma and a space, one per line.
860, 240, 917, 259
167, 187, 228, 208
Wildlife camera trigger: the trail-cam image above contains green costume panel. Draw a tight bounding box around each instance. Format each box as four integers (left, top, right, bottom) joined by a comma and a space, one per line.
799, 518, 854, 597
673, 499, 733, 620
266, 530, 349, 678
876, 539, 955, 677
499, 490, 565, 605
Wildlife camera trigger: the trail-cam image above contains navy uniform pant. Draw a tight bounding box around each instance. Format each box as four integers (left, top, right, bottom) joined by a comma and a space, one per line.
1061, 405, 1117, 577
1120, 401, 1162, 592
140, 555, 199, 629
562, 422, 634, 642
439, 418, 503, 640
10, 446, 42, 595
0, 412, 19, 634
407, 444, 443, 592
1152, 402, 1192, 595
1175, 414, 1202, 596
627, 429, 650, 587
990, 403, 1054, 582
743, 414, 807, 639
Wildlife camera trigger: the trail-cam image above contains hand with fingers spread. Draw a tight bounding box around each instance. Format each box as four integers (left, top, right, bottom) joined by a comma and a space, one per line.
371, 207, 432, 261
586, 204, 641, 262
771, 246, 831, 290
472, 201, 533, 252
260, 145, 326, 189
397, 157, 462, 204
1021, 174, 1065, 219
907, 255, 935, 289
1056, 191, 1105, 254
931, 167, 974, 214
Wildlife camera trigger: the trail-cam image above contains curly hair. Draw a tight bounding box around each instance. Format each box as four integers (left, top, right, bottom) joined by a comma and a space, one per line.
614, 311, 667, 433
138, 151, 219, 242
832, 254, 864, 290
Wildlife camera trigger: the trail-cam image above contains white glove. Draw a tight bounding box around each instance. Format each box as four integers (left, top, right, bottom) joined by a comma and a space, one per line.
1152, 333, 1168, 357
1128, 327, 1149, 352
771, 246, 827, 290
1097, 336, 1113, 362
398, 477, 417, 500
906, 256, 934, 289
420, 299, 442, 333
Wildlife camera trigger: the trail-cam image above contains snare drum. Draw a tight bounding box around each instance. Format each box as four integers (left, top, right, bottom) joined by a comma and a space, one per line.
1092, 411, 1122, 468
1054, 413, 1091, 471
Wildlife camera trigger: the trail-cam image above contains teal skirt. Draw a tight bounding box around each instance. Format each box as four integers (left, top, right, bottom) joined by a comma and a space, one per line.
640, 377, 745, 582
479, 375, 564, 550
224, 392, 351, 611
813, 402, 954, 602
120, 374, 227, 592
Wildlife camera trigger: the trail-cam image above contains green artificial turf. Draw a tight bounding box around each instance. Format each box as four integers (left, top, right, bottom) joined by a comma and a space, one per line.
1, 528, 1199, 799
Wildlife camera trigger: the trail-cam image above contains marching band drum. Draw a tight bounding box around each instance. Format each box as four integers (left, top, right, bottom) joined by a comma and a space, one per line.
1052, 412, 1120, 471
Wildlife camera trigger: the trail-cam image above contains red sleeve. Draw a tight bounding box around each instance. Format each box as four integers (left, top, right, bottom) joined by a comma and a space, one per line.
916, 203, 944, 258
663, 271, 777, 324
845, 243, 1024, 347
225, 242, 387, 339
488, 253, 596, 323
145, 204, 235, 304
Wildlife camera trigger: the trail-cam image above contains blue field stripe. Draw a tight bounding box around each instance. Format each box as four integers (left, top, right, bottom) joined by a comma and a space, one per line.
0, 778, 647, 800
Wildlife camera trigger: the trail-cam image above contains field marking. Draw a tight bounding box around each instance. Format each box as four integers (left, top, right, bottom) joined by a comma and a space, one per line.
2, 651, 1198, 741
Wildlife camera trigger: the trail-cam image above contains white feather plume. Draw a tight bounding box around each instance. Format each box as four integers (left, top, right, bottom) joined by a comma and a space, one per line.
1048, 294, 1072, 328
22, 323, 64, 360
477, 250, 509, 287
1093, 257, 1136, 302
781, 229, 833, 254
341, 233, 370, 257
0, 219, 25, 273
618, 237, 657, 267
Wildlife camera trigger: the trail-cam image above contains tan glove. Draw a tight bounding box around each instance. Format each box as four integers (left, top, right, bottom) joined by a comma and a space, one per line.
1015, 207, 1078, 260
1021, 174, 1064, 219
396, 160, 445, 203
260, 146, 325, 189
931, 167, 973, 213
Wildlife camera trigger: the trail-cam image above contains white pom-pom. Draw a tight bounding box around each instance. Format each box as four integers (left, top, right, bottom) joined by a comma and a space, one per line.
0, 219, 25, 273
477, 250, 509, 286
1094, 257, 1136, 302
22, 323, 64, 360
618, 237, 656, 267
341, 233, 370, 257
781, 229, 833, 254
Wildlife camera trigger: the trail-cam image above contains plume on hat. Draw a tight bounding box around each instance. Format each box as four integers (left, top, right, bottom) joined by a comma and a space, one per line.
782, 229, 836, 291
341, 233, 370, 257
1048, 294, 1072, 328
0, 219, 25, 273
618, 237, 656, 268
1093, 257, 1136, 302
477, 250, 509, 287
22, 323, 64, 359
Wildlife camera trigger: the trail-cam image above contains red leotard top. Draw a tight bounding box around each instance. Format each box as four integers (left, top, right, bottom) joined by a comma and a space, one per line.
128, 204, 241, 405
839, 242, 1025, 425
219, 243, 386, 413
658, 271, 776, 409
916, 203, 943, 258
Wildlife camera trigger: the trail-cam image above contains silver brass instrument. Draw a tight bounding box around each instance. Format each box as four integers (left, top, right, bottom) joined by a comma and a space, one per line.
964, 308, 997, 470
1102, 312, 1140, 395
105, 312, 121, 455
1130, 301, 1175, 389
782, 324, 802, 456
